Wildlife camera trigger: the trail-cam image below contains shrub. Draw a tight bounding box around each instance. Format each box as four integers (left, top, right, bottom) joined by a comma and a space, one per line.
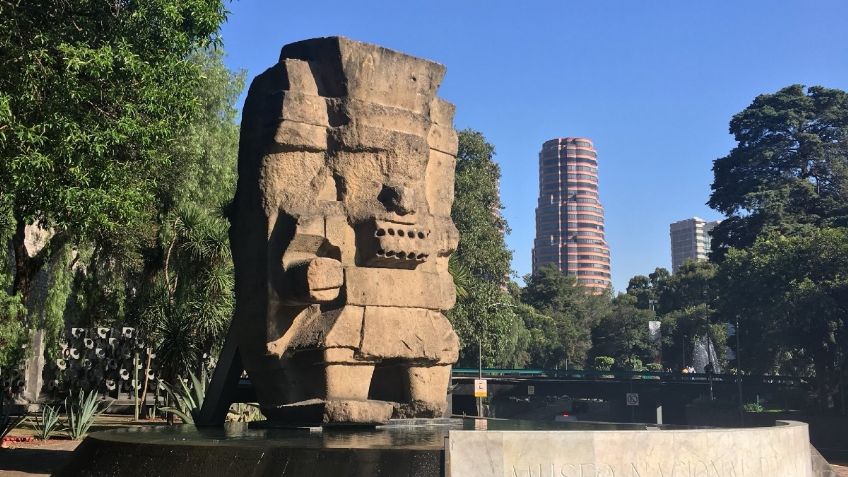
646, 363, 663, 372
227, 403, 263, 423
743, 402, 765, 413
593, 356, 615, 371
621, 356, 646, 372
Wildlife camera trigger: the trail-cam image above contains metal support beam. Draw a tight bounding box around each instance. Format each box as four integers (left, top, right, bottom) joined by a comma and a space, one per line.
196, 325, 244, 427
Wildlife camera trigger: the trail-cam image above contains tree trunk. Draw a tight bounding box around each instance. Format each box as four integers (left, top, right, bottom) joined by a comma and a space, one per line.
11, 217, 37, 314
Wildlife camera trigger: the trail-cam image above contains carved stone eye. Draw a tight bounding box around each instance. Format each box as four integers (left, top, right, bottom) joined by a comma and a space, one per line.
377, 184, 415, 215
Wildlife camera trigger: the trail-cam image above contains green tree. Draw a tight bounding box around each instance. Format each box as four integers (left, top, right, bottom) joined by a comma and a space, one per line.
656, 261, 717, 315
0, 0, 228, 351
448, 130, 525, 368
520, 265, 600, 369
716, 228, 848, 409
0, 211, 25, 371
708, 85, 848, 257
451, 130, 512, 282
626, 267, 670, 310
129, 49, 243, 380
590, 294, 657, 368
0, 0, 227, 302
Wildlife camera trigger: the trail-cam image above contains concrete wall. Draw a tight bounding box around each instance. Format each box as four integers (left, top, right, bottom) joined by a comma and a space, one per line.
448, 420, 812, 477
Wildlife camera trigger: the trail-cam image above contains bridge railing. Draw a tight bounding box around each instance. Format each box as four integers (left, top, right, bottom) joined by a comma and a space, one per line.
451, 368, 810, 387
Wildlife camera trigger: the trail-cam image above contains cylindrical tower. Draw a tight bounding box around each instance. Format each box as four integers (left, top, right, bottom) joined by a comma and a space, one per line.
532, 137, 611, 291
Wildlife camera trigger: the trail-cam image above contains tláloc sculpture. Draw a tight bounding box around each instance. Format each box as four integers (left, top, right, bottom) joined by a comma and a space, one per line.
228, 37, 459, 425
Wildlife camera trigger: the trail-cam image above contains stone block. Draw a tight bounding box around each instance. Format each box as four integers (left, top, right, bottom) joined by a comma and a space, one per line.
344, 268, 456, 310
359, 307, 458, 363
447, 421, 815, 477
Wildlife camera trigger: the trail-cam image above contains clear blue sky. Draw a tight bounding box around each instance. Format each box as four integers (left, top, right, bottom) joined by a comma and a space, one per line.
220, 1, 848, 291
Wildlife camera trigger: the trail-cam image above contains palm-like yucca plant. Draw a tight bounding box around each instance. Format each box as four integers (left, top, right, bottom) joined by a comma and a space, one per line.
160, 369, 209, 425
136, 204, 233, 386
449, 258, 472, 299
65, 389, 109, 440
34, 405, 60, 440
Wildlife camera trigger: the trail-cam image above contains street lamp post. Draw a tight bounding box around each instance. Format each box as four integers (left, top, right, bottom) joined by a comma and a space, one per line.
706, 332, 715, 401
477, 302, 516, 417
736, 317, 744, 424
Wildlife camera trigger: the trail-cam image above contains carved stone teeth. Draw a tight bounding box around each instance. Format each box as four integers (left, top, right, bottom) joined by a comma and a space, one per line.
376, 228, 386, 237
416, 253, 426, 260
388, 228, 395, 236
417, 231, 425, 239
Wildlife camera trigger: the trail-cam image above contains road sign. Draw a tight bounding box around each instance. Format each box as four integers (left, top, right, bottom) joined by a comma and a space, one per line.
626, 393, 640, 406
527, 385, 535, 396
474, 379, 487, 398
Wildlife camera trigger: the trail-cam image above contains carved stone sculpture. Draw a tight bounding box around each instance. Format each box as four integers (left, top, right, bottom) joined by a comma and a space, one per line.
229, 37, 459, 425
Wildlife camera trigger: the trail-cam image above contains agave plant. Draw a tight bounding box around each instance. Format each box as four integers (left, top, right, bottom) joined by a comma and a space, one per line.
65, 389, 109, 439
160, 369, 208, 425
34, 405, 60, 440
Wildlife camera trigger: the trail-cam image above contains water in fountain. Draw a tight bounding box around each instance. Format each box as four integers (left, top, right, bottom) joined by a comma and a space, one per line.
691, 336, 722, 373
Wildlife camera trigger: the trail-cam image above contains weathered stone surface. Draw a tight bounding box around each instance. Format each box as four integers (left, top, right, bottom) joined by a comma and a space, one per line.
359, 307, 458, 363
263, 398, 395, 427
230, 37, 459, 426
448, 421, 815, 477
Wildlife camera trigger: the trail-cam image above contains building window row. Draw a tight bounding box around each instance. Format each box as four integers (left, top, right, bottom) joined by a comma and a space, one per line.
571, 254, 610, 263
570, 230, 605, 239
569, 196, 599, 204
575, 262, 611, 270
567, 222, 604, 232
566, 181, 597, 190
579, 270, 611, 278
565, 214, 604, 223
566, 165, 598, 173
571, 238, 605, 245
571, 157, 597, 166
567, 205, 604, 214
560, 144, 597, 157
566, 174, 598, 182
576, 246, 609, 254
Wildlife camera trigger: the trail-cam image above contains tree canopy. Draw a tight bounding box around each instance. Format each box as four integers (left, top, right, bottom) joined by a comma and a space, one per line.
448, 130, 524, 368
708, 85, 848, 257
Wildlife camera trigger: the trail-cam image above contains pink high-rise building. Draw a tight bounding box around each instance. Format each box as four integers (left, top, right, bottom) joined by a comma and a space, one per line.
532, 137, 611, 291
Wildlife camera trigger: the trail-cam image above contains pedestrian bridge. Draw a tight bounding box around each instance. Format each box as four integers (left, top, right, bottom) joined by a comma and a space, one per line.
450, 368, 810, 422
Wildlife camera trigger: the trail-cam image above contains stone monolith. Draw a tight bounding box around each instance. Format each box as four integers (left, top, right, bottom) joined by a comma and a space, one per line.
229, 37, 459, 425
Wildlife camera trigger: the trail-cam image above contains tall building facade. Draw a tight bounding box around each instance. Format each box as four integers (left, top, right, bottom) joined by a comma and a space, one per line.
532, 137, 611, 291
669, 217, 720, 271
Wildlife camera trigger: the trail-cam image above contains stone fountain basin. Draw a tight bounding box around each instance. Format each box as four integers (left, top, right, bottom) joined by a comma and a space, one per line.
58, 418, 812, 476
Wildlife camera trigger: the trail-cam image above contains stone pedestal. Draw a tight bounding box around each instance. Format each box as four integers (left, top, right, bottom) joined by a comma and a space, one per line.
447, 420, 814, 477
21, 329, 45, 404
